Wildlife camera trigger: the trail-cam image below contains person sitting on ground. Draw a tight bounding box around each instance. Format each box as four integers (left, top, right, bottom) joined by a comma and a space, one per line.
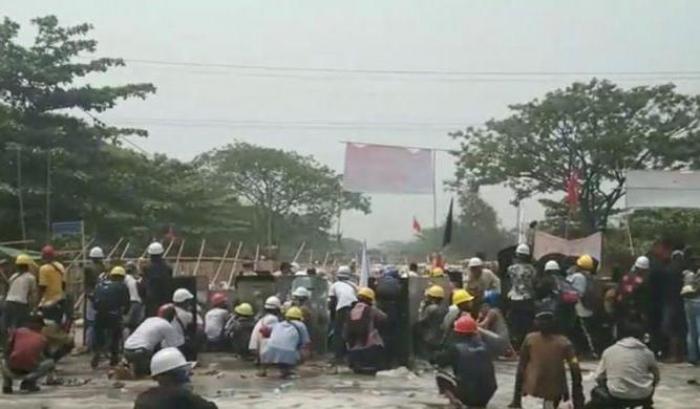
134, 347, 217, 409
261, 307, 311, 379
345, 287, 388, 374
225, 303, 256, 358
123, 304, 184, 377
204, 293, 231, 351
585, 322, 659, 409
477, 292, 515, 358
509, 310, 584, 409
432, 315, 497, 409
441, 289, 475, 345
416, 285, 448, 357
249, 296, 282, 376
2, 314, 54, 394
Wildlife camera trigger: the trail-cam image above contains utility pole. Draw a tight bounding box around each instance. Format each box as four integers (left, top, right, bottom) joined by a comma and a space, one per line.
12, 145, 27, 243
45, 149, 52, 241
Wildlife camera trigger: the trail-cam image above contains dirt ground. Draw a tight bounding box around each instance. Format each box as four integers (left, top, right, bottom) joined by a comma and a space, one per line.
0, 354, 698, 409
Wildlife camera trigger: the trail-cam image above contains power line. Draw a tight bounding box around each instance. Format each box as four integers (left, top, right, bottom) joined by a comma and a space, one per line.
122, 57, 700, 77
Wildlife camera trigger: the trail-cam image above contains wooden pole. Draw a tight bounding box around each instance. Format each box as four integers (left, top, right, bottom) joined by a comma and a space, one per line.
106, 237, 124, 260
292, 241, 306, 264
119, 242, 131, 260
210, 241, 232, 285
174, 239, 186, 275
254, 244, 260, 270
192, 239, 206, 276
226, 241, 244, 288
322, 252, 330, 269
163, 239, 175, 258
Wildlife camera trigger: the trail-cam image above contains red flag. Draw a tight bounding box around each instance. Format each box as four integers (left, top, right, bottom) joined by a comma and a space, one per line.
565, 170, 580, 211
412, 216, 422, 235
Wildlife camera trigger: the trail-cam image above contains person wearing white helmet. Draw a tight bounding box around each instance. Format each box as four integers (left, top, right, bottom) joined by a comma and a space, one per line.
170, 288, 200, 361
142, 241, 173, 317
133, 347, 217, 409
249, 296, 282, 376
83, 246, 106, 353
616, 256, 651, 331
465, 257, 501, 302
329, 265, 358, 368
506, 243, 537, 349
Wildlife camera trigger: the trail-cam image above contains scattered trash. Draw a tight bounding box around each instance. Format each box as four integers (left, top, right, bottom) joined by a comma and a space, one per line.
376, 366, 416, 380
247, 393, 262, 399
112, 381, 125, 389
214, 388, 236, 398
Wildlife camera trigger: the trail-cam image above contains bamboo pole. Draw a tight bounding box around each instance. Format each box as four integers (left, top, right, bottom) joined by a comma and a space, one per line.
292, 241, 306, 263
119, 242, 131, 260
254, 244, 260, 270
106, 237, 124, 260
192, 239, 206, 276
226, 241, 244, 288
174, 239, 186, 275
210, 241, 232, 285
163, 239, 175, 258
322, 252, 330, 269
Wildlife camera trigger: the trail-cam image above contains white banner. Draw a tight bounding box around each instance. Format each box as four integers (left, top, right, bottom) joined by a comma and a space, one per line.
533, 231, 603, 261
626, 170, 700, 209
343, 143, 434, 194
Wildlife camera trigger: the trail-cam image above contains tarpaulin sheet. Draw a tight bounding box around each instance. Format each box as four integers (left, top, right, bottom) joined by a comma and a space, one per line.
626, 170, 700, 209
342, 143, 434, 194
533, 231, 603, 261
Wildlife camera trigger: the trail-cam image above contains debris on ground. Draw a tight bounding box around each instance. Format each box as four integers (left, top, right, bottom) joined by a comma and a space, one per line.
375, 366, 417, 380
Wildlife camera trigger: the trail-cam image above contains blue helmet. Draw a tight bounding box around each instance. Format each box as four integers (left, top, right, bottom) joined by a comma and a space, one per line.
483, 290, 500, 307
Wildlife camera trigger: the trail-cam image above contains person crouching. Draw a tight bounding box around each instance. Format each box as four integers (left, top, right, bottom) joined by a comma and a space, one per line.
431, 315, 497, 409
345, 287, 387, 374
261, 307, 310, 379
2, 314, 54, 394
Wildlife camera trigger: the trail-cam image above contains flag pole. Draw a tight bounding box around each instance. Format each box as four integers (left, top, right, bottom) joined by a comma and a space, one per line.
432, 149, 438, 230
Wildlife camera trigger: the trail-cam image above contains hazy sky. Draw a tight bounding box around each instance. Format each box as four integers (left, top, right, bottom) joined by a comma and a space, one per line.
4, 1, 700, 245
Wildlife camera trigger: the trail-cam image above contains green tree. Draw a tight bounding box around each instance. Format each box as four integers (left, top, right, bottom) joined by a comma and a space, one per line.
452, 79, 700, 233
195, 142, 371, 248
0, 15, 155, 241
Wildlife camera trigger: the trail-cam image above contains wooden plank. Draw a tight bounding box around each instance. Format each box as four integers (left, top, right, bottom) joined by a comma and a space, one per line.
210, 241, 232, 285
226, 241, 244, 288
174, 239, 186, 275
192, 239, 206, 276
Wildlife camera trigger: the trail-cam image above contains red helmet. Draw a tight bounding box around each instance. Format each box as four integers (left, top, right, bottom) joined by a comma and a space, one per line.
454, 315, 478, 335
210, 293, 228, 307
157, 303, 175, 318
41, 245, 56, 259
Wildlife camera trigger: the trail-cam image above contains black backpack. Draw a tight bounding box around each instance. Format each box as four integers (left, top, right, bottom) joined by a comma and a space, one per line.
581, 272, 604, 313
345, 303, 371, 345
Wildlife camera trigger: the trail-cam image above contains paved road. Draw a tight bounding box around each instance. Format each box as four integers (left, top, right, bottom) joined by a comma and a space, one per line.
0, 354, 698, 408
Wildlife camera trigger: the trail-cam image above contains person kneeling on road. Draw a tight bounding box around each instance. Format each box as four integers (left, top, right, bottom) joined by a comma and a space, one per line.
345, 287, 388, 374
204, 293, 231, 351
2, 314, 54, 394
261, 306, 310, 379
134, 347, 217, 409
431, 315, 497, 409
585, 322, 659, 409
124, 304, 184, 377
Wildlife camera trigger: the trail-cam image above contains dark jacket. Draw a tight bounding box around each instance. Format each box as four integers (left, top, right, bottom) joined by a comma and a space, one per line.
143, 260, 173, 307
431, 336, 497, 406
93, 279, 130, 318
134, 385, 217, 409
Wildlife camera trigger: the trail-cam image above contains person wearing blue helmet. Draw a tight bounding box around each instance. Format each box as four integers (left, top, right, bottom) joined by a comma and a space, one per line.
478, 289, 515, 358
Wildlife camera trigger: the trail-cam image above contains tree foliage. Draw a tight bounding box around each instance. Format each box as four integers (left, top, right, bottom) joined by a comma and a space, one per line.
452, 79, 700, 232
195, 142, 370, 248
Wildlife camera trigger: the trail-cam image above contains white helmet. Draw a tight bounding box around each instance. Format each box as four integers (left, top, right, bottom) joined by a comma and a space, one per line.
634, 256, 650, 270
292, 287, 311, 298
468, 257, 483, 268
147, 241, 164, 256
515, 243, 530, 256
172, 288, 194, 303
337, 265, 352, 278
264, 296, 281, 310
89, 246, 105, 259
290, 262, 300, 273
294, 270, 308, 277
150, 347, 192, 377
544, 260, 560, 272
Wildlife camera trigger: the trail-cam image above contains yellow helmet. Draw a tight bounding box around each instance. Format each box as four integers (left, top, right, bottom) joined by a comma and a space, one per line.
234, 303, 254, 317
452, 289, 474, 305
15, 254, 36, 267
430, 267, 445, 277
425, 285, 445, 299
357, 287, 375, 302
110, 266, 126, 276
576, 254, 594, 271
285, 306, 303, 320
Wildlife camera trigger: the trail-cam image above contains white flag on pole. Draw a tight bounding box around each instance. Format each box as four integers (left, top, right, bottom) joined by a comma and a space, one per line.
359, 240, 369, 288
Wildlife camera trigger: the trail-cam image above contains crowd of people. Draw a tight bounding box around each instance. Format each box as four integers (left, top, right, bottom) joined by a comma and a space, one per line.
0, 239, 698, 409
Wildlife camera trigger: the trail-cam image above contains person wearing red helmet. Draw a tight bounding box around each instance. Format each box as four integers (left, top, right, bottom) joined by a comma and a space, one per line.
204, 293, 231, 351
38, 245, 65, 308
431, 315, 497, 409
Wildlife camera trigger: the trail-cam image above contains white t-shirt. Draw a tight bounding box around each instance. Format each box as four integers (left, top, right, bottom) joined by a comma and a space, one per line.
6, 272, 37, 304
173, 306, 194, 339
124, 317, 184, 350
204, 307, 230, 341
329, 280, 357, 311
124, 274, 142, 303
248, 313, 279, 352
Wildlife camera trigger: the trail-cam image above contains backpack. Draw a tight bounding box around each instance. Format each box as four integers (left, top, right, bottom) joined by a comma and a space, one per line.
581, 272, 603, 312
93, 280, 125, 315
555, 276, 580, 305
345, 303, 372, 345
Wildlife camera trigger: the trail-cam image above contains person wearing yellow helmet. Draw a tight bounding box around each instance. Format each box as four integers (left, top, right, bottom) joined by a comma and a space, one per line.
430, 266, 445, 277
416, 285, 448, 357
260, 306, 311, 378
222, 303, 255, 359
345, 287, 388, 374
441, 289, 476, 345
3, 254, 38, 336
566, 254, 598, 358
91, 265, 130, 369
